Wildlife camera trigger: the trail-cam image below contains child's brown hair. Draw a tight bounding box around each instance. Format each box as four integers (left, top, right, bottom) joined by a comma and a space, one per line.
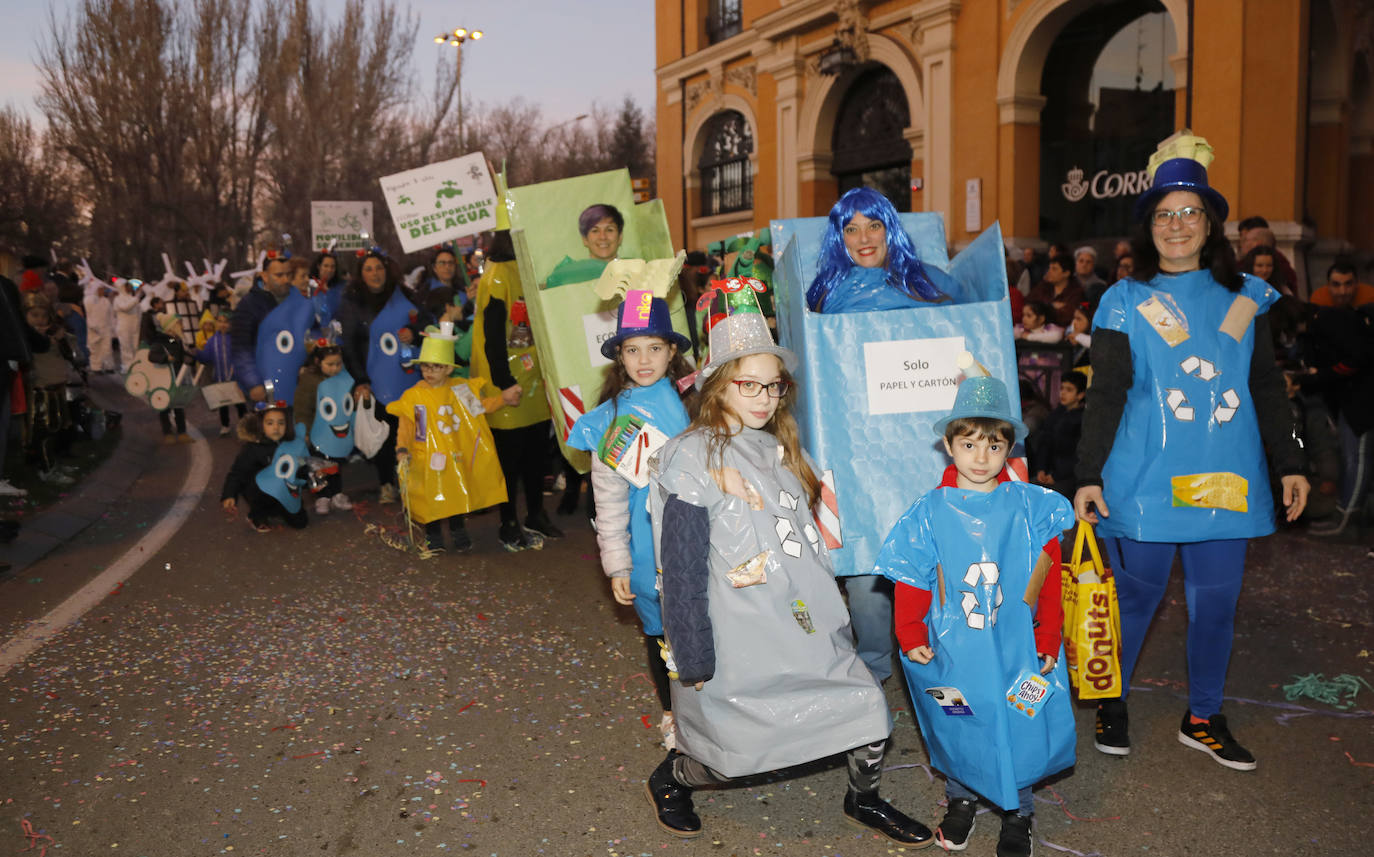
943, 417, 1015, 445
692, 354, 820, 508
597, 336, 695, 407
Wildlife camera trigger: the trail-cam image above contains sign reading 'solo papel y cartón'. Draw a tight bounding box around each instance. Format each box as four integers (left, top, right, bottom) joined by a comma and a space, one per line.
863, 336, 965, 416
379, 153, 498, 253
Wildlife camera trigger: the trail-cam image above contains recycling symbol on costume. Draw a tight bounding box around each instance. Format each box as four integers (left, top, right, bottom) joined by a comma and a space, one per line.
774, 516, 804, 558
1179, 355, 1220, 380
435, 404, 457, 435
1165, 388, 1195, 421
1213, 388, 1240, 423
959, 562, 1003, 631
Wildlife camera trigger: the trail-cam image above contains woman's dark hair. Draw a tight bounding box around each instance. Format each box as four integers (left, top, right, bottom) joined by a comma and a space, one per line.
427, 247, 460, 285
345, 251, 400, 314
1129, 196, 1241, 291
309, 251, 339, 284
1238, 245, 1277, 280
578, 204, 624, 236
486, 231, 516, 263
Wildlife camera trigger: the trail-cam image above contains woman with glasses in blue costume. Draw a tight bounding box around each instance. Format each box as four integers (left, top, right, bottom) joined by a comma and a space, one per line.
1073, 137, 1308, 771
806, 187, 963, 313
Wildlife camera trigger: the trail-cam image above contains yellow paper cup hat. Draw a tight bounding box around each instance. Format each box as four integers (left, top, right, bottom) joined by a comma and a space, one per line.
1135, 130, 1227, 221
407, 321, 459, 368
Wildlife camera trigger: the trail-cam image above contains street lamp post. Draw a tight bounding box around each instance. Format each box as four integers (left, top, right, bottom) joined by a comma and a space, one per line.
434, 27, 483, 146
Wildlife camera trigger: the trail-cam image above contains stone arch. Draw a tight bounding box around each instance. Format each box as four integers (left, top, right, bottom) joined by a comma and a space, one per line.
796, 33, 925, 177
996, 0, 1188, 125
682, 93, 759, 180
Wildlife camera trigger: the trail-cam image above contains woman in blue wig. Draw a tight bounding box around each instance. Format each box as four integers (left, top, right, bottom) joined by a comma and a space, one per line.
807, 187, 961, 313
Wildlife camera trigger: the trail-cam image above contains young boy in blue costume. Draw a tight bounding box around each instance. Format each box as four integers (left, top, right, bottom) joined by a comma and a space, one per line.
874, 374, 1075, 857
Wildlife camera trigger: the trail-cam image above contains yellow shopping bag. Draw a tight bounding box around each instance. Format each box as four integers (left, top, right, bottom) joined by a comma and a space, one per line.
1061, 520, 1124, 699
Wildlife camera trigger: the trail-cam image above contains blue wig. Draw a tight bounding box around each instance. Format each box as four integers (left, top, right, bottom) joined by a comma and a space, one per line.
807, 187, 948, 311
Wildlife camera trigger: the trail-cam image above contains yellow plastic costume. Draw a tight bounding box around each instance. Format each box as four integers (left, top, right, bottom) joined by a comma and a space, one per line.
469, 258, 550, 430
387, 376, 508, 523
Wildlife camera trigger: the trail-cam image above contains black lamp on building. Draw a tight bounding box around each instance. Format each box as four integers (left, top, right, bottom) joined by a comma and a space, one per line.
818, 24, 858, 76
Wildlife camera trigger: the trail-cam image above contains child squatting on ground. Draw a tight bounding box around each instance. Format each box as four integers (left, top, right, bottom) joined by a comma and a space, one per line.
643, 304, 934, 847
566, 290, 694, 751
220, 403, 310, 532
388, 322, 519, 553
874, 372, 1076, 857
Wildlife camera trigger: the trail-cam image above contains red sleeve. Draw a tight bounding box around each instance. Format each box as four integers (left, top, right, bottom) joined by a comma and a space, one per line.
1032, 536, 1063, 658
894, 582, 933, 653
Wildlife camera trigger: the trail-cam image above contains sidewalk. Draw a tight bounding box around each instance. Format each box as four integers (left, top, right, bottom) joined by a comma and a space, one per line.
1, 375, 162, 577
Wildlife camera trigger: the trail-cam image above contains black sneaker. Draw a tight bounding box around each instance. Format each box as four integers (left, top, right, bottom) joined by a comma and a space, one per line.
499, 521, 545, 553
524, 511, 564, 539
1177, 711, 1257, 771
996, 812, 1033, 857
450, 526, 473, 553
842, 790, 934, 848
645, 753, 701, 837
1094, 698, 1130, 756
936, 798, 976, 851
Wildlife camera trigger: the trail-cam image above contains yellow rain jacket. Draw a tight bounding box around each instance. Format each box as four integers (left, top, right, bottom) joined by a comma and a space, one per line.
388, 377, 507, 523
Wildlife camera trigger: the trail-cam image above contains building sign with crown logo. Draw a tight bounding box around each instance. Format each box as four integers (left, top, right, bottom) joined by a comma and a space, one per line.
1059, 166, 1151, 203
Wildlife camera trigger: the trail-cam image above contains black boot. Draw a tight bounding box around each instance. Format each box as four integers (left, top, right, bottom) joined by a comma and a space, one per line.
645, 753, 701, 838
843, 789, 934, 847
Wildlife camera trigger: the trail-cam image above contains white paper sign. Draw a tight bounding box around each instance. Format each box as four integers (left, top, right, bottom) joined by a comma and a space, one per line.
582, 310, 617, 368
863, 336, 965, 416
311, 201, 373, 251
378, 153, 498, 253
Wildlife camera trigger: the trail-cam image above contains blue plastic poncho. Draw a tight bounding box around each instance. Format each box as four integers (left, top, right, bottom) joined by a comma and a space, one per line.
567, 376, 689, 635
820, 265, 965, 314
1093, 271, 1279, 542
874, 481, 1075, 811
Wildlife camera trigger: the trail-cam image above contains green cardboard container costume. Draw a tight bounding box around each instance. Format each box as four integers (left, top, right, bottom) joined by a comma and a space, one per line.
505, 168, 691, 473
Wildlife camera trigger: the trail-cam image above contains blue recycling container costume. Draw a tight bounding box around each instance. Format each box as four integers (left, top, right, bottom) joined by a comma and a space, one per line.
1075, 135, 1305, 769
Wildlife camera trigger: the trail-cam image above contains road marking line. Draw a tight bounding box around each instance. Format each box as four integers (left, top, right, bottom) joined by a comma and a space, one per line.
0, 425, 212, 677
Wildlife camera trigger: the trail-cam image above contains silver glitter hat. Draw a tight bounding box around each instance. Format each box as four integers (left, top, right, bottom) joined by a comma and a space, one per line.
931, 375, 1028, 442
696, 310, 797, 390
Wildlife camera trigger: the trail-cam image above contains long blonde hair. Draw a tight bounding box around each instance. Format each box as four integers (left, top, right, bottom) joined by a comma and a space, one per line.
692, 354, 821, 508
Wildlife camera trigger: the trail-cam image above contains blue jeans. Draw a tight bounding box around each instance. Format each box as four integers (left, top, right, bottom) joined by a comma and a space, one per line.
842, 573, 895, 683
947, 777, 1033, 816
1104, 537, 1248, 719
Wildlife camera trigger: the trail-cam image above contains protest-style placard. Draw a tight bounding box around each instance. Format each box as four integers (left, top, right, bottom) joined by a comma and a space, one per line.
379, 153, 498, 253
310, 201, 373, 251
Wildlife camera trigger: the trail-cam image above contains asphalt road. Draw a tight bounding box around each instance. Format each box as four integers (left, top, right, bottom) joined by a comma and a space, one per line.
2, 406, 1371, 857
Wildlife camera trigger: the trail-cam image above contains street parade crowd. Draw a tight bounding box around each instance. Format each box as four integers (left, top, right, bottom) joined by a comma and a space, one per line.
2, 133, 1372, 856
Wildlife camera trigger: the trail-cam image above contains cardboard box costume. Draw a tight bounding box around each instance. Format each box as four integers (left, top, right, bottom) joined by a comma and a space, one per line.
651, 427, 891, 778
504, 168, 691, 471
875, 481, 1076, 811
769, 215, 1018, 578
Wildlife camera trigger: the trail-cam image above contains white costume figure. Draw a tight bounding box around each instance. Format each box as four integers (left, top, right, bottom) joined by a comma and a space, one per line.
113, 281, 143, 372
83, 283, 117, 371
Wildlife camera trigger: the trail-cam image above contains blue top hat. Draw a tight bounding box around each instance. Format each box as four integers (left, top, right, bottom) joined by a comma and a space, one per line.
1134, 157, 1229, 222
600, 290, 691, 360
931, 376, 1029, 442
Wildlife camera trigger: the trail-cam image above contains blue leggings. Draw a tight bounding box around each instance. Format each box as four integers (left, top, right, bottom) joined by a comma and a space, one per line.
1103, 537, 1249, 719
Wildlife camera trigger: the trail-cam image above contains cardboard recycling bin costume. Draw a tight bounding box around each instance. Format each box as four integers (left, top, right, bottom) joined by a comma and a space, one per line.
769, 213, 1018, 579
505, 168, 692, 472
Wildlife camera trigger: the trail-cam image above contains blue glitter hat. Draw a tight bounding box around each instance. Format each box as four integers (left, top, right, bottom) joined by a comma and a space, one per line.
931, 375, 1028, 442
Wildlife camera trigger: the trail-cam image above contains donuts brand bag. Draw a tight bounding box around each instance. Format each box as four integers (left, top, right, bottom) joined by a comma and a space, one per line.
1061, 520, 1123, 699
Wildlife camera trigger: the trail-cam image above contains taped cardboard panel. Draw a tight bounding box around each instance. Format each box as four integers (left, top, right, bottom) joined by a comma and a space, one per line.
1023, 549, 1053, 607
1219, 294, 1259, 342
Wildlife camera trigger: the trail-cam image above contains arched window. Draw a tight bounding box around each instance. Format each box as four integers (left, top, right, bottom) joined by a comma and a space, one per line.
698, 110, 753, 216
831, 66, 913, 211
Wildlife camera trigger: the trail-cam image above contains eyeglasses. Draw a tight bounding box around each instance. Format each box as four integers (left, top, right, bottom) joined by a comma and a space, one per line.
1150, 206, 1205, 228
730, 379, 790, 398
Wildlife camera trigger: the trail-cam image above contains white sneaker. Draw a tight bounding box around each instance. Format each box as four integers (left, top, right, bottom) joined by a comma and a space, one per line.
314, 496, 332, 515
39, 469, 75, 486
0, 479, 27, 497
379, 484, 398, 505
331, 492, 353, 511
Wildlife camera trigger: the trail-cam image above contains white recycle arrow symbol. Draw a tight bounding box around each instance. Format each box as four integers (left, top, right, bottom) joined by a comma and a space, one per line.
774, 516, 803, 558
1213, 388, 1241, 423
1179, 355, 1220, 380
1165, 388, 1195, 421
960, 562, 1003, 630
